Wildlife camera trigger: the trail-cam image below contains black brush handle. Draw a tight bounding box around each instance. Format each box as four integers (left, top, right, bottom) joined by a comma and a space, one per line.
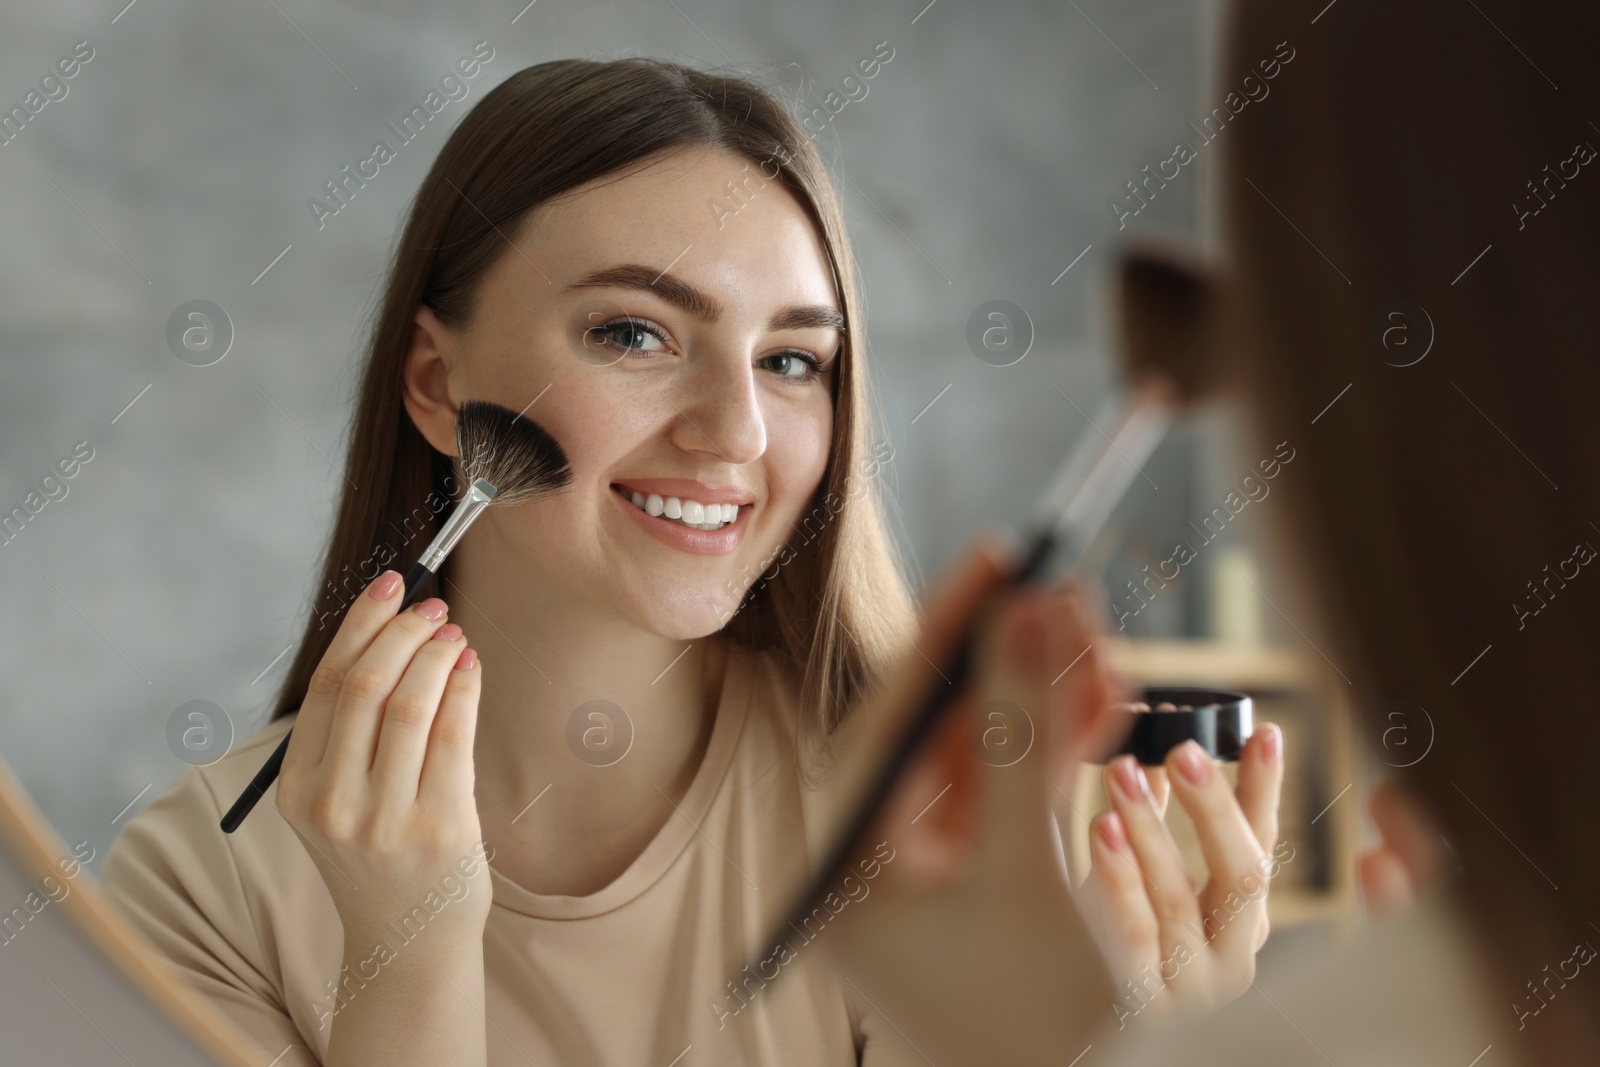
397, 560, 434, 612
755, 528, 1057, 957
219, 562, 436, 834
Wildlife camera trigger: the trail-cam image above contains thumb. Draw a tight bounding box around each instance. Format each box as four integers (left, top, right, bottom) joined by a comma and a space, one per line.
1050, 580, 1129, 773
967, 586, 1059, 866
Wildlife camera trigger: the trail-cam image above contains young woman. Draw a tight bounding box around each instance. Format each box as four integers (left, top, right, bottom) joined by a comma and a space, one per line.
100, 58, 1282, 1066
825, 0, 1600, 1063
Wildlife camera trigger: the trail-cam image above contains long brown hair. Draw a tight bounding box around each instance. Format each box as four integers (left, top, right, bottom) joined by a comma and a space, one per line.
1221, 0, 1600, 1058
272, 58, 918, 773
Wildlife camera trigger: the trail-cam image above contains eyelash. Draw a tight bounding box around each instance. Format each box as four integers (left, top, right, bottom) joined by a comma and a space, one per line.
586, 317, 832, 383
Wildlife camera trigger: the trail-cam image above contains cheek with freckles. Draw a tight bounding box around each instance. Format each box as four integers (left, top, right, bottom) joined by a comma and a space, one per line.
749, 404, 834, 560
450, 351, 640, 576
506, 383, 646, 543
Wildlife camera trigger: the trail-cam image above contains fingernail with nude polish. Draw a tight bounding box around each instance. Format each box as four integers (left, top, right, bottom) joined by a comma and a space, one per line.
1174, 740, 1211, 785
368, 570, 402, 601
1260, 723, 1282, 765
433, 623, 463, 642
1003, 595, 1050, 677
455, 648, 478, 671
1095, 811, 1128, 852
412, 597, 448, 620
1112, 756, 1147, 799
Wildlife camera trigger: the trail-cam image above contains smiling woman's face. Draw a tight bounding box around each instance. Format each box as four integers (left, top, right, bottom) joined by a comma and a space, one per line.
403, 144, 842, 639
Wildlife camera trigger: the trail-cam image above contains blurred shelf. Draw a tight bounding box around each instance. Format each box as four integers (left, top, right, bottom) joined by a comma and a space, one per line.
1104, 638, 1317, 691
1269, 886, 1352, 929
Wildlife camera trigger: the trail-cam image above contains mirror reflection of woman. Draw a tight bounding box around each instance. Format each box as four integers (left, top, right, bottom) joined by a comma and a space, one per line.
101, 59, 1282, 1066
822, 1, 1600, 1064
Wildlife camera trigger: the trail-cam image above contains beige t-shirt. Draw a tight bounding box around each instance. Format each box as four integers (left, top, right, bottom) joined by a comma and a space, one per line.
99, 643, 927, 1066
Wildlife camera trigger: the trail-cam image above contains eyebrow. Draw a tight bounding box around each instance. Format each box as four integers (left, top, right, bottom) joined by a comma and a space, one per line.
564, 263, 846, 335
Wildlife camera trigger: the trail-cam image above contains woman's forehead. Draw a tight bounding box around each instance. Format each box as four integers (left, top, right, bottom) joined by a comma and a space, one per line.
503, 147, 840, 321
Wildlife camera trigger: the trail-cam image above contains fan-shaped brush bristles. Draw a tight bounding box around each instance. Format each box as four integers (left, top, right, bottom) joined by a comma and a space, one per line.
453, 399, 573, 505
1116, 240, 1218, 406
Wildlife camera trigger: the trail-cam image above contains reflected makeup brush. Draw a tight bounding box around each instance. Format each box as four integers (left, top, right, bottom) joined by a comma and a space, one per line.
754, 243, 1217, 962
220, 400, 573, 834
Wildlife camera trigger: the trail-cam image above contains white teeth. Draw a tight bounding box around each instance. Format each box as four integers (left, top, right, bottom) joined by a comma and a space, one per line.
622, 487, 742, 531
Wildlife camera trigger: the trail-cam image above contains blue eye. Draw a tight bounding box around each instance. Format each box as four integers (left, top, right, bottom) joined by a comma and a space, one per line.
760, 351, 827, 381
586, 316, 831, 383
588, 317, 667, 354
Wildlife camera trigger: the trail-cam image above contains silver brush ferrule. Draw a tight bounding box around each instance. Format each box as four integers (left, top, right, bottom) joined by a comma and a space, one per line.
416, 478, 498, 571
1028, 391, 1171, 560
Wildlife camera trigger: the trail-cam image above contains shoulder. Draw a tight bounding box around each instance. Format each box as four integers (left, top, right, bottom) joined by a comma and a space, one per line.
736, 642, 804, 742
99, 713, 327, 968
736, 639, 838, 784
727, 641, 861, 880
99, 713, 344, 1059
104, 712, 301, 880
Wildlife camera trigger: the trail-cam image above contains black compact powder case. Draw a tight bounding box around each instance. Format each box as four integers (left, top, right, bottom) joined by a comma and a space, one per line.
1096, 686, 1254, 765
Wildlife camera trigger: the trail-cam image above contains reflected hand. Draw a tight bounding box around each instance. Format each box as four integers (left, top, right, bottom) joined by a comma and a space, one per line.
1356, 776, 1448, 918
1074, 728, 1285, 1026
820, 536, 1128, 1066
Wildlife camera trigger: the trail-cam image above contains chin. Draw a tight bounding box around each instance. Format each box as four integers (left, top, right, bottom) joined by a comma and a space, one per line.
623, 584, 738, 642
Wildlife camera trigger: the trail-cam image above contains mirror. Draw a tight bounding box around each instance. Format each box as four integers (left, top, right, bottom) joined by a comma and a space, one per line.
2, 2, 1354, 1063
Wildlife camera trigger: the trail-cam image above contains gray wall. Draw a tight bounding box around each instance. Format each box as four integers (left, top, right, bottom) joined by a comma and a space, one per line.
0, 0, 1274, 862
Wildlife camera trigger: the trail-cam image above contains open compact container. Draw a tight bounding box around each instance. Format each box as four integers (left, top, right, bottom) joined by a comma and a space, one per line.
1097, 686, 1254, 765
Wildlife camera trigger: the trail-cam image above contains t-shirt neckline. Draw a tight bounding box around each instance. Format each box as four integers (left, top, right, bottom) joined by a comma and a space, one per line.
485, 643, 754, 920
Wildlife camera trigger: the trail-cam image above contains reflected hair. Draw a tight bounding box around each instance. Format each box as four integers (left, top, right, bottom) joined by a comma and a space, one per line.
271, 58, 918, 774
1222, 0, 1600, 1059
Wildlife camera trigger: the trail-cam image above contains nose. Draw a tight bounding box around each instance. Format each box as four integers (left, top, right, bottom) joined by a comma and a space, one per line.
666, 351, 767, 465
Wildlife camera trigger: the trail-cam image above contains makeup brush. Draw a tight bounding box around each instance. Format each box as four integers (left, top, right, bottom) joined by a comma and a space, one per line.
220, 400, 572, 834
753, 242, 1216, 962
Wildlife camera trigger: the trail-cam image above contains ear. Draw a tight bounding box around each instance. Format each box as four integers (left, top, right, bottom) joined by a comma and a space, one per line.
1114, 238, 1222, 405
403, 304, 462, 457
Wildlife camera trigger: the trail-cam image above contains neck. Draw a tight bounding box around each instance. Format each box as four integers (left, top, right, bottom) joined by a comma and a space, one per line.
442, 524, 726, 893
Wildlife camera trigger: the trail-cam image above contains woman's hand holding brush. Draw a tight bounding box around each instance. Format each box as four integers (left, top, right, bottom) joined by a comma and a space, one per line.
818, 535, 1284, 1064
274, 568, 492, 1067
812, 537, 1121, 1064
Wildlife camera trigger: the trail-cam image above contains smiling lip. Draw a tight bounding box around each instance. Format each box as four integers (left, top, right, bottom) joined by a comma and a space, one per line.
610, 485, 749, 555
608, 478, 756, 507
